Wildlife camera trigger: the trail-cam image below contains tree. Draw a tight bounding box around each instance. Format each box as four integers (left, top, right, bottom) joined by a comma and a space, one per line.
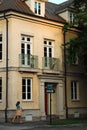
65, 0, 87, 72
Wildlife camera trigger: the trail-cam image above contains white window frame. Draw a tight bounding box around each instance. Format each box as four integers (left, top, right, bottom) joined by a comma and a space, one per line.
22, 78, 32, 101
0, 34, 2, 61
69, 12, 74, 24
34, 1, 41, 15
71, 81, 79, 101
44, 40, 54, 58
0, 78, 2, 101
21, 35, 32, 54
44, 39, 54, 68
21, 35, 32, 66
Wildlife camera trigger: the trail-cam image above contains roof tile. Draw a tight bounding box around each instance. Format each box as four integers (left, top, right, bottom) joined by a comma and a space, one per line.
0, 0, 67, 23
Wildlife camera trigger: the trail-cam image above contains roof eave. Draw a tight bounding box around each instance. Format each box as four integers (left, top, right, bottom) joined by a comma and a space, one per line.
0, 9, 67, 25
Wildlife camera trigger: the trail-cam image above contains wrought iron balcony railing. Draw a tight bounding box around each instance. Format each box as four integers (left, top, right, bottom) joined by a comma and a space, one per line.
42, 57, 60, 71
19, 54, 38, 69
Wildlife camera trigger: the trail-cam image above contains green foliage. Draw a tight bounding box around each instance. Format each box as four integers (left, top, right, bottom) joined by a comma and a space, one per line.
66, 39, 78, 64
65, 0, 87, 72
52, 119, 87, 126
62, 23, 69, 32
74, 0, 87, 28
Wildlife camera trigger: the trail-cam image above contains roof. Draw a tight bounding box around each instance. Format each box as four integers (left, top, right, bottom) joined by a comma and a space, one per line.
0, 0, 34, 15
45, 2, 66, 23
55, 0, 74, 14
0, 0, 67, 23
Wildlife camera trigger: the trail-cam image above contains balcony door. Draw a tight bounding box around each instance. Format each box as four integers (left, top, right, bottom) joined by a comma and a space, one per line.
21, 35, 32, 66
44, 40, 54, 68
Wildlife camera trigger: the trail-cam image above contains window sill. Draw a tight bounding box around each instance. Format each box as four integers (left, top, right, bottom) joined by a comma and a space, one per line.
22, 100, 33, 102
0, 100, 2, 103
71, 99, 80, 102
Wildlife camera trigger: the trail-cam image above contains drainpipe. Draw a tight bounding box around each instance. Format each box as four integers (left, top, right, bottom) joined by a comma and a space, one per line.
4, 13, 8, 123
63, 30, 68, 119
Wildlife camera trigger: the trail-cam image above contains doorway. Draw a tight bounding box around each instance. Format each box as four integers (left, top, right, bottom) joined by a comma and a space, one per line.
44, 83, 57, 115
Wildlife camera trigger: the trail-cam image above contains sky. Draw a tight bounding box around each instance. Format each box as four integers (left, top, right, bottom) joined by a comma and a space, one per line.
49, 0, 67, 4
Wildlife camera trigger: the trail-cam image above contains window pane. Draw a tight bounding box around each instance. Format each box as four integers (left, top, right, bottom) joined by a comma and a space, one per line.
22, 93, 26, 99
21, 44, 25, 54
0, 87, 2, 92
22, 79, 26, 99
21, 36, 25, 41
27, 79, 31, 97
27, 44, 30, 54
0, 52, 2, 60
44, 41, 47, 44
27, 37, 30, 41
38, 3, 41, 14
49, 48, 52, 57
0, 93, 1, 99
27, 86, 30, 92
0, 35, 2, 42
49, 42, 52, 45
0, 37, 2, 60
44, 47, 47, 57
22, 86, 26, 92
75, 86, 77, 99
27, 93, 31, 99
0, 44, 2, 51
71, 83, 73, 99
22, 79, 26, 85
28, 79, 30, 85
34, 2, 37, 14
0, 78, 2, 100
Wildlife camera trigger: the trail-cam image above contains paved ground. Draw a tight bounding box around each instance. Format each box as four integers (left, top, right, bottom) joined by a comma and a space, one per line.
0, 121, 87, 130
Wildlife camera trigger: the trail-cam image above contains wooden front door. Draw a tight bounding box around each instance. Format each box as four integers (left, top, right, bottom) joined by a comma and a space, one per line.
45, 87, 48, 115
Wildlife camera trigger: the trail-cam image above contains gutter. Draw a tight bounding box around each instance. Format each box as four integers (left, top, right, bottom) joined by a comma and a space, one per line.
4, 12, 8, 123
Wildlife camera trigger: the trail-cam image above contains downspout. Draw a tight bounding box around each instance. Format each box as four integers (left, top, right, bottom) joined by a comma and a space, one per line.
63, 30, 68, 119
4, 12, 8, 123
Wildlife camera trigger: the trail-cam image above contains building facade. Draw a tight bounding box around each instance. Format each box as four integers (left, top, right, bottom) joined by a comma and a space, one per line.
0, 0, 87, 121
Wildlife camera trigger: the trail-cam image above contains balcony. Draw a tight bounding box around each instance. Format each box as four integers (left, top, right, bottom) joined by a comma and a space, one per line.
18, 54, 39, 72
42, 57, 60, 74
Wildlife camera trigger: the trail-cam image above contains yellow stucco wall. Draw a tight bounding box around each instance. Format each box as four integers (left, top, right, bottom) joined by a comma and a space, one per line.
0, 15, 64, 111
7, 16, 63, 70
0, 11, 87, 119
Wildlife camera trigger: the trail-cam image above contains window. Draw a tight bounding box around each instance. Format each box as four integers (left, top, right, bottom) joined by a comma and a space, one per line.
71, 81, 79, 100
44, 40, 54, 68
44, 40, 53, 58
0, 34, 2, 60
71, 53, 78, 65
22, 78, 32, 101
66, 44, 78, 65
34, 1, 41, 15
21, 35, 32, 66
0, 78, 2, 100
69, 12, 74, 24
